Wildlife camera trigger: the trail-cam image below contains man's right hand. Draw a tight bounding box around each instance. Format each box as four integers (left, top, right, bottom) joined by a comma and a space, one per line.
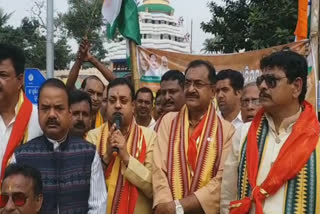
77, 38, 90, 61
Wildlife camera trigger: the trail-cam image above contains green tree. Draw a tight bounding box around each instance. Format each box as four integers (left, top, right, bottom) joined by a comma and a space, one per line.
61, 0, 107, 60
0, 5, 72, 70
201, 0, 298, 53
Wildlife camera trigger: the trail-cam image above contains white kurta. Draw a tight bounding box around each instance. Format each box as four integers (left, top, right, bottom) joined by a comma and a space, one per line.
220, 109, 301, 214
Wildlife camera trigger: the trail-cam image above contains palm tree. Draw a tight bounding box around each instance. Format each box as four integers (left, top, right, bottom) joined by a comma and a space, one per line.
0, 9, 12, 27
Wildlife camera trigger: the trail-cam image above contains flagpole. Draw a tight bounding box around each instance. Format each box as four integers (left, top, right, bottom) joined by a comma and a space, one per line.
129, 39, 140, 91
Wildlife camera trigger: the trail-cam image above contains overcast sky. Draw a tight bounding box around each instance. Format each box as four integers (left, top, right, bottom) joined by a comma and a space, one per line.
1, 0, 222, 53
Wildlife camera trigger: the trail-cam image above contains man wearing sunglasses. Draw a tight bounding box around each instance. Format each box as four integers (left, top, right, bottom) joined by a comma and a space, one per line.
221, 51, 320, 214
153, 60, 235, 214
0, 164, 43, 214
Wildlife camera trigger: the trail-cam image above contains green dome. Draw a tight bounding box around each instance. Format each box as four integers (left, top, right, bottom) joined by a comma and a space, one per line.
138, 4, 174, 15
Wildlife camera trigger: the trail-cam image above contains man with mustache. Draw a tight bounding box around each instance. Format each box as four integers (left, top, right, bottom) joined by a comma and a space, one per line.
0, 44, 42, 180
216, 69, 244, 129
69, 90, 92, 138
86, 78, 156, 214
153, 70, 185, 132
153, 60, 235, 214
221, 51, 320, 214
12, 79, 107, 214
134, 87, 156, 129
66, 38, 115, 129
240, 82, 261, 123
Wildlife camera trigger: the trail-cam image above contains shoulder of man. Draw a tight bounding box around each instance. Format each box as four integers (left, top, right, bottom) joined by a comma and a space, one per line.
86, 123, 106, 145
15, 135, 45, 153
69, 135, 97, 151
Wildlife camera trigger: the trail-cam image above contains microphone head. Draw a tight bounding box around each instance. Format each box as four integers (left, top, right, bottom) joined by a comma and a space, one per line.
113, 112, 122, 130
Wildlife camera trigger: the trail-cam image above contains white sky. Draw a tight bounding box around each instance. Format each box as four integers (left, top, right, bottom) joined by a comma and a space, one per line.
0, 0, 222, 53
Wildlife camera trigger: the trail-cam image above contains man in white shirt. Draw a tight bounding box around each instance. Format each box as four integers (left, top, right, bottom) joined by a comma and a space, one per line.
216, 69, 244, 129
221, 51, 320, 214
0, 44, 42, 178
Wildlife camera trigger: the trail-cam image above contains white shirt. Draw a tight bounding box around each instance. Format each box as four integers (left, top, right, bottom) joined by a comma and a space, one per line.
0, 104, 42, 175
148, 117, 156, 130
11, 137, 107, 214
217, 110, 243, 130
220, 109, 301, 214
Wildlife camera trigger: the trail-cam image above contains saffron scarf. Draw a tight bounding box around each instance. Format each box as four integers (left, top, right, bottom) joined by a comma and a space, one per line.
95, 111, 104, 128
167, 102, 223, 199
1, 92, 32, 180
230, 101, 320, 214
99, 120, 146, 214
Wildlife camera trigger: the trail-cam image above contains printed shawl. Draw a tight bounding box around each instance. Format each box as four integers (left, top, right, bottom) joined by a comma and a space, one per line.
230, 101, 320, 214
99, 120, 146, 214
167, 102, 223, 199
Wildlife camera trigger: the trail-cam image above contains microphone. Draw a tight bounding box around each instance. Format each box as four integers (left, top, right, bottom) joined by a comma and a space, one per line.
112, 112, 122, 156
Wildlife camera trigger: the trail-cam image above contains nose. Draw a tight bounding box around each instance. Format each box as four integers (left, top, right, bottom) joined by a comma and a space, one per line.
79, 112, 83, 120
115, 100, 121, 109
164, 92, 170, 101
93, 93, 98, 101
187, 82, 196, 92
4, 197, 16, 211
217, 91, 223, 99
257, 79, 268, 90
48, 108, 56, 118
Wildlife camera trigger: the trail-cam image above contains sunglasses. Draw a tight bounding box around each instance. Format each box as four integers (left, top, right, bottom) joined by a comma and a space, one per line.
0, 192, 28, 208
256, 74, 287, 88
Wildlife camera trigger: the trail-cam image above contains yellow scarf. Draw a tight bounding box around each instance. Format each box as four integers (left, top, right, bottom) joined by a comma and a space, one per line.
95, 111, 104, 128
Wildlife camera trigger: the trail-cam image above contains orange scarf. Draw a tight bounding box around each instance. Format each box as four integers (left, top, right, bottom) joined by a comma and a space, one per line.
230, 101, 319, 214
95, 111, 104, 128
1, 93, 32, 180
167, 103, 223, 199
102, 120, 146, 214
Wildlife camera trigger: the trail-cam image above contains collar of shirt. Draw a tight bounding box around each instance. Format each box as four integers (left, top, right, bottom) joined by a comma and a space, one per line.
265, 107, 302, 135
47, 134, 68, 151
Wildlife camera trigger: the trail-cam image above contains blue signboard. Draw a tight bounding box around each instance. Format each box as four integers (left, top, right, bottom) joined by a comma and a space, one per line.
24, 68, 46, 104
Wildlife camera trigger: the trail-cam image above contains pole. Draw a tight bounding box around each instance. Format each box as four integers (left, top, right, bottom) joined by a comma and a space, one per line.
129, 40, 140, 91
46, 0, 54, 78
190, 19, 193, 54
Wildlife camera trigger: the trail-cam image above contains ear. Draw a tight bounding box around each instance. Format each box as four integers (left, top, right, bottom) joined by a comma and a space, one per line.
35, 194, 43, 212
210, 84, 216, 99
235, 89, 242, 97
292, 77, 303, 100
16, 73, 23, 90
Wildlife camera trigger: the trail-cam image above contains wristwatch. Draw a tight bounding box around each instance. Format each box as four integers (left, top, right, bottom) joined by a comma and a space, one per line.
174, 200, 184, 214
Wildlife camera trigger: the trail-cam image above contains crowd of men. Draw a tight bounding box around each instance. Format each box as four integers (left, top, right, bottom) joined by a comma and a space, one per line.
0, 41, 318, 214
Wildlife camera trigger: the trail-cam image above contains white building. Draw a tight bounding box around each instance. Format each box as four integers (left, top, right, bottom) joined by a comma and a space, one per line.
105, 0, 190, 64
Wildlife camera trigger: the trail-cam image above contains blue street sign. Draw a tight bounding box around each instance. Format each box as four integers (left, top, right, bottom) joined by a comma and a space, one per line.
24, 68, 46, 104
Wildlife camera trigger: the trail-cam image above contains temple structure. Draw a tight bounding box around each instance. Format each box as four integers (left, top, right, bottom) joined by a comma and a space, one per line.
105, 0, 190, 76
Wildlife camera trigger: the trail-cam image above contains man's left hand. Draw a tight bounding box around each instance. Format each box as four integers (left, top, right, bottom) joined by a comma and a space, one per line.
154, 202, 175, 214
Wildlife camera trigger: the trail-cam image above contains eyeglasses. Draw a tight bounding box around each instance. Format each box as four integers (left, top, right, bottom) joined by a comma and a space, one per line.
184, 80, 212, 89
0, 192, 28, 208
241, 98, 260, 107
256, 74, 287, 88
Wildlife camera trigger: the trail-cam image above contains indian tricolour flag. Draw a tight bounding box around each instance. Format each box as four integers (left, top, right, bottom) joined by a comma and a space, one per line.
102, 0, 141, 45
294, 0, 312, 41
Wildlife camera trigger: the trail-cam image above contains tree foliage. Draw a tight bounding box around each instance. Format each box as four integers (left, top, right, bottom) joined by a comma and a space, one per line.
0, 6, 72, 70
61, 0, 107, 60
201, 0, 298, 53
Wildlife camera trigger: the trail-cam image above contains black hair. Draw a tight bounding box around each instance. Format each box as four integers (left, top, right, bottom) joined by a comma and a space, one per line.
0, 43, 25, 76
69, 90, 92, 112
3, 164, 43, 196
260, 50, 308, 103
185, 60, 216, 84
216, 69, 244, 93
161, 70, 185, 88
81, 75, 105, 90
107, 78, 135, 101
135, 87, 154, 102
155, 89, 161, 99
38, 78, 70, 107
